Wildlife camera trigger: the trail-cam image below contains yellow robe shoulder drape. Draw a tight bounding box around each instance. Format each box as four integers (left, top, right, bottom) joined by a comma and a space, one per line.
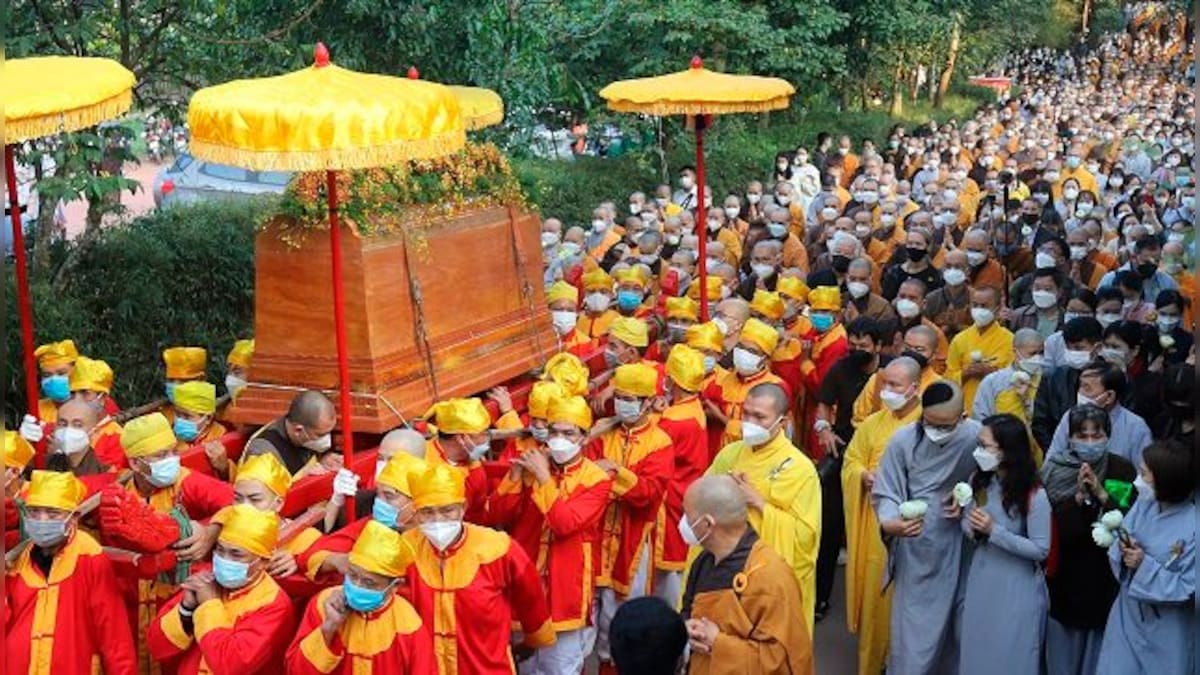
945, 322, 1013, 416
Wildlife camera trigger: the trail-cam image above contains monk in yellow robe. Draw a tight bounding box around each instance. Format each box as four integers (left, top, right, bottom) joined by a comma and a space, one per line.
680, 475, 813, 675
945, 286, 1013, 416
705, 381, 821, 633
841, 358, 923, 675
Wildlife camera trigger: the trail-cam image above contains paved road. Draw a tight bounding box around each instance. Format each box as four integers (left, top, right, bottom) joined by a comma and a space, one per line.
814, 571, 860, 674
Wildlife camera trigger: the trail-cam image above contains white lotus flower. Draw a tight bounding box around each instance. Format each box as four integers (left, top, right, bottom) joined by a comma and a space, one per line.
899, 500, 928, 520
1010, 370, 1031, 387
953, 482, 974, 508
1100, 510, 1124, 530
1160, 334, 1176, 349
970, 350, 984, 362
1091, 525, 1116, 548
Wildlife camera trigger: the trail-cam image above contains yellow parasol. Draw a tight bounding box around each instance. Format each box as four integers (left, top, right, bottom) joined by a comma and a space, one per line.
187, 43, 466, 519
600, 56, 794, 319
406, 66, 504, 131
4, 56, 137, 420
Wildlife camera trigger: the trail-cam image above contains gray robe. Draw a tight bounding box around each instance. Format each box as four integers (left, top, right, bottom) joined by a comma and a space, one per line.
959, 477, 1051, 675
1096, 495, 1196, 675
871, 418, 982, 675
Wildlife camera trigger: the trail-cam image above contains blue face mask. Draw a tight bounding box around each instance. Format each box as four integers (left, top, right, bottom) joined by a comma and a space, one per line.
811, 312, 835, 333
173, 417, 200, 442
373, 499, 400, 529
146, 454, 181, 487
212, 553, 251, 589
165, 381, 178, 403
40, 375, 71, 403
343, 577, 391, 613
616, 289, 644, 312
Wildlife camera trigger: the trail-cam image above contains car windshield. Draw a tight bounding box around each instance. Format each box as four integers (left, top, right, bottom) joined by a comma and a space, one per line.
169, 154, 194, 173
200, 163, 249, 181
257, 171, 292, 186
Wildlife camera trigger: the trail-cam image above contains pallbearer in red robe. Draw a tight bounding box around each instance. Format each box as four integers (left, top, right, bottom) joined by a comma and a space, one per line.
547, 280, 595, 357
147, 504, 296, 674
68, 355, 127, 468
6, 470, 138, 675
491, 395, 613, 675
286, 520, 436, 675
403, 463, 555, 675
4, 428, 35, 549
795, 287, 849, 459
422, 397, 498, 525
652, 344, 709, 607
702, 318, 788, 453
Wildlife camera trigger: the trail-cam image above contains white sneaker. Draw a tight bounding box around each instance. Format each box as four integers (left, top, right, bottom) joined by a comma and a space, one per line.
837, 547, 848, 566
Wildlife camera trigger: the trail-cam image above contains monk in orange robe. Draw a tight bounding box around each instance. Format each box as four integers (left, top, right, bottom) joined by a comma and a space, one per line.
147, 504, 295, 674
6, 471, 138, 675
286, 520, 436, 675
402, 463, 555, 675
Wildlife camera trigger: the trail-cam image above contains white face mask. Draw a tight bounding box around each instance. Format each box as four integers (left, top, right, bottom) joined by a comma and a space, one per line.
732, 347, 763, 376
707, 219, 722, 232
420, 520, 463, 551
541, 232, 560, 248
678, 513, 710, 546
924, 425, 958, 445
1035, 252, 1057, 270
225, 374, 248, 397
614, 398, 644, 423
550, 310, 577, 336
584, 293, 611, 312
1032, 290, 1058, 309
546, 436, 581, 464
53, 427, 90, 455
724, 207, 740, 219
1076, 391, 1107, 408
1062, 348, 1092, 370
1132, 474, 1155, 501
740, 417, 779, 446
896, 298, 921, 319
973, 446, 1000, 472
1098, 347, 1127, 368
303, 433, 332, 452
592, 219, 608, 232
712, 317, 730, 336
680, 176, 695, 190
942, 268, 967, 286
1069, 245, 1088, 261
751, 263, 775, 279
776, 195, 791, 206
847, 281, 870, 299
880, 388, 912, 411
746, 193, 762, 204
971, 307, 995, 328
966, 250, 986, 267
1096, 312, 1120, 328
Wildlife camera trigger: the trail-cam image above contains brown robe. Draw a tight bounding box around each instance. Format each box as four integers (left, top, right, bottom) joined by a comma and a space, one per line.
682, 530, 814, 675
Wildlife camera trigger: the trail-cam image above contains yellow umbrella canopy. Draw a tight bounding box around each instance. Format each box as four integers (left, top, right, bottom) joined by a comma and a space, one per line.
5, 56, 137, 144
404, 66, 504, 131
599, 56, 794, 116
187, 44, 466, 172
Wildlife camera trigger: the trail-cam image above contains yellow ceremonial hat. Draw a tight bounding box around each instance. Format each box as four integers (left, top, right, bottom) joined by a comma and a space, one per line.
34, 339, 78, 370
163, 346, 207, 380
542, 352, 590, 397
3, 429, 35, 469
613, 362, 658, 398
776, 276, 809, 304
424, 398, 491, 435
613, 266, 650, 290
809, 286, 841, 311
217, 503, 278, 558
749, 290, 786, 322
349, 520, 416, 578
609, 317, 649, 348
227, 339, 255, 369
528, 380, 566, 420
24, 470, 88, 512
173, 381, 217, 415
665, 344, 705, 393
547, 395, 593, 431
411, 463, 467, 509
665, 296, 699, 321
582, 268, 615, 292
377, 453, 425, 497
686, 322, 724, 353
235, 452, 291, 499
687, 277, 723, 302
740, 318, 779, 355
68, 356, 114, 394
546, 281, 579, 307
121, 412, 177, 458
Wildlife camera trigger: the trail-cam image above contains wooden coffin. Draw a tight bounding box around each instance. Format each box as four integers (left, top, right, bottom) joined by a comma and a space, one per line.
226, 205, 557, 432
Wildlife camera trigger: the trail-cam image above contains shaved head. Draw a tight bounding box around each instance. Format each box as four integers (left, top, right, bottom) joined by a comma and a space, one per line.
922, 380, 964, 419
380, 428, 427, 460
1013, 328, 1044, 352
58, 396, 102, 429
684, 475, 748, 526
286, 390, 336, 428
906, 325, 940, 353
885, 356, 921, 386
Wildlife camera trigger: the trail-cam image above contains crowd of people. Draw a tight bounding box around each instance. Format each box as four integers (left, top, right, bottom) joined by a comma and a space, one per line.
4, 10, 1196, 675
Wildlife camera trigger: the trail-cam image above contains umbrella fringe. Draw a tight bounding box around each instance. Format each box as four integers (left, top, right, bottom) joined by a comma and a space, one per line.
465, 108, 505, 131
187, 129, 468, 172
7, 90, 134, 144
605, 97, 791, 116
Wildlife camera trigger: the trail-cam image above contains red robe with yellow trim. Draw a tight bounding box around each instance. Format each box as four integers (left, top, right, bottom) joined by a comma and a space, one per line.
403, 524, 555, 675
424, 439, 494, 526
490, 457, 613, 631
796, 324, 849, 460
109, 468, 234, 675
653, 395, 709, 570
5, 530, 139, 675
285, 588, 437, 675
297, 517, 372, 585
147, 572, 295, 675
587, 420, 673, 596
577, 309, 619, 340
702, 368, 789, 456
558, 328, 596, 358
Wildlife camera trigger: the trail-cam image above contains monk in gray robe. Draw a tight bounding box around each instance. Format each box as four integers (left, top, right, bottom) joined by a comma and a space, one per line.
871, 381, 981, 675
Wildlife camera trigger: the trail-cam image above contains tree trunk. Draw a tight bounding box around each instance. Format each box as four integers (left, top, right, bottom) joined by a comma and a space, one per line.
1080, 0, 1094, 37
889, 65, 904, 116
935, 16, 961, 109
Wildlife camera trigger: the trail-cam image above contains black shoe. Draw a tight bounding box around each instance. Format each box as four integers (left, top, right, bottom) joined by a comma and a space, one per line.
814, 600, 831, 622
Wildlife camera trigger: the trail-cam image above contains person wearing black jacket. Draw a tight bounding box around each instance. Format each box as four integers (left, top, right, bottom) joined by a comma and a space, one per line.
1041, 405, 1137, 675
1032, 316, 1103, 451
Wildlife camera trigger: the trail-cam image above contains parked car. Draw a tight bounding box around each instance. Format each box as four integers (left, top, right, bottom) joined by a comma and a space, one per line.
153, 153, 292, 207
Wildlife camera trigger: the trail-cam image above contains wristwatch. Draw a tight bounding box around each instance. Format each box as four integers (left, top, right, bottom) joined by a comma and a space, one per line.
813, 419, 831, 433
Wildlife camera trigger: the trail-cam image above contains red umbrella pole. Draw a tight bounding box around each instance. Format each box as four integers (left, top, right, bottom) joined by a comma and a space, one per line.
5, 145, 40, 417
326, 169, 357, 522
694, 118, 709, 321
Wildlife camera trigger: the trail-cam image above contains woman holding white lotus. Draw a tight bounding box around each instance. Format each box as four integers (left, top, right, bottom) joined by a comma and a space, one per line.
956, 414, 1051, 675
1040, 405, 1137, 675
